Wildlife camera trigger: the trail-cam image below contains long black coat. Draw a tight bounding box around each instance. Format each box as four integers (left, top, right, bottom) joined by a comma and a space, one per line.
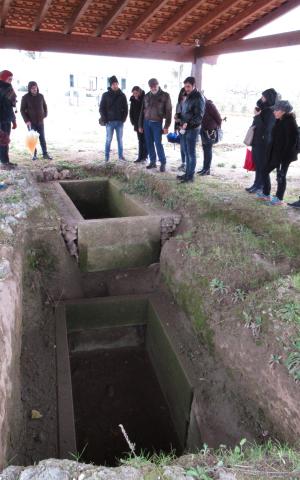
252, 106, 275, 169
267, 114, 298, 169
129, 91, 145, 131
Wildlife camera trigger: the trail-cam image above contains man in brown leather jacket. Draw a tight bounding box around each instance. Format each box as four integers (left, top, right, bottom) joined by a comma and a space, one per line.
139, 78, 172, 172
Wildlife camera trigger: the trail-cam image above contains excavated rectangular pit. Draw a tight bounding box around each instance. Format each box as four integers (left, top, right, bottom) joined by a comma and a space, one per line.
57, 179, 164, 272
56, 296, 193, 466
60, 179, 149, 220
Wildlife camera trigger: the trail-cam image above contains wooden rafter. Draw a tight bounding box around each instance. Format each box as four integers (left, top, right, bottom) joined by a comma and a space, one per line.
64, 0, 94, 34
94, 0, 131, 37
119, 0, 170, 40
148, 0, 205, 42
0, 0, 13, 28
229, 0, 300, 41
175, 0, 241, 44
202, 0, 281, 45
32, 0, 53, 31
197, 29, 300, 55
0, 28, 194, 61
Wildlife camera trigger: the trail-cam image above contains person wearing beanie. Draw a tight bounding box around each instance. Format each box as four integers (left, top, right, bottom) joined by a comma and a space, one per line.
20, 81, 52, 161
257, 100, 298, 206
0, 70, 17, 170
129, 86, 147, 163
99, 75, 128, 162
138, 78, 172, 172
245, 87, 278, 194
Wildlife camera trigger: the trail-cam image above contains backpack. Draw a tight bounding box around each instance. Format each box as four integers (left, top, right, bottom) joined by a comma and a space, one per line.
296, 126, 300, 154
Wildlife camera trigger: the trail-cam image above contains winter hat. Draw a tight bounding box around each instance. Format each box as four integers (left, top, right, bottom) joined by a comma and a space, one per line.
148, 78, 159, 87
272, 100, 293, 113
28, 81, 38, 92
262, 88, 277, 106
0, 70, 13, 82
109, 75, 118, 86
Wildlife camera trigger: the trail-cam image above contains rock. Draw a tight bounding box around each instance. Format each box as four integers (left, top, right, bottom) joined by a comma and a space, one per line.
31, 409, 43, 419
4, 216, 18, 225
15, 211, 27, 220
0, 466, 24, 480
19, 466, 69, 480
59, 170, 71, 180
217, 470, 237, 480
0, 224, 13, 235
0, 258, 11, 280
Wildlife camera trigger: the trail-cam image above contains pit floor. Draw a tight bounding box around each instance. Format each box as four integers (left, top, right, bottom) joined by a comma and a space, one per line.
70, 346, 181, 466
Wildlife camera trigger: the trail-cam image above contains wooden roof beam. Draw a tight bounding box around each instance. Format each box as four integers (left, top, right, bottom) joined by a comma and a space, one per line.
64, 0, 94, 34
119, 0, 170, 40
175, 0, 241, 44
0, 28, 194, 61
0, 0, 13, 28
32, 0, 53, 32
202, 0, 281, 45
229, 0, 300, 41
197, 29, 300, 55
147, 0, 205, 42
94, 0, 131, 37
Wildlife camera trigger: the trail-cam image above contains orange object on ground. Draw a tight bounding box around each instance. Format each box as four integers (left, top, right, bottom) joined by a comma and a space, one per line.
25, 130, 39, 154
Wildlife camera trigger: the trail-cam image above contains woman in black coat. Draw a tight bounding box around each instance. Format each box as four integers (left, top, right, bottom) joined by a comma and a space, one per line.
246, 88, 278, 193
129, 86, 147, 163
198, 98, 222, 175
259, 100, 298, 206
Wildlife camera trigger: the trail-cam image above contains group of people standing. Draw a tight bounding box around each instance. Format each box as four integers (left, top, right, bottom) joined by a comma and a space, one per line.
100, 74, 222, 182
246, 87, 299, 206
0, 69, 52, 170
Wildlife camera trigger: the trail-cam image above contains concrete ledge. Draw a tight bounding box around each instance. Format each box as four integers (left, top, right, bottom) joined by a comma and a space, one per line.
78, 216, 162, 272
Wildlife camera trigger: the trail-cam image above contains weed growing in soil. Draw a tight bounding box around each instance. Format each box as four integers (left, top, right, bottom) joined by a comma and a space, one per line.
210, 278, 228, 295
27, 244, 56, 273
279, 302, 300, 325
186, 466, 213, 479
285, 339, 300, 382
69, 443, 88, 462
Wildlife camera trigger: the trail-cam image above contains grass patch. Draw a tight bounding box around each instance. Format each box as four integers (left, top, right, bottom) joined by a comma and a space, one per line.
27, 243, 56, 273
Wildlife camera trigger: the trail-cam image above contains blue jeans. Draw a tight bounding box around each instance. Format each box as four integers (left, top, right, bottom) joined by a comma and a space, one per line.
143, 120, 166, 165
105, 121, 124, 160
0, 121, 11, 164
181, 128, 199, 179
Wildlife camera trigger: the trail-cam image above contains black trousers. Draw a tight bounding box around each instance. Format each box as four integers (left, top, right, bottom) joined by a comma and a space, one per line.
262, 162, 290, 200
136, 130, 147, 160
0, 121, 11, 164
252, 143, 267, 189
31, 122, 47, 156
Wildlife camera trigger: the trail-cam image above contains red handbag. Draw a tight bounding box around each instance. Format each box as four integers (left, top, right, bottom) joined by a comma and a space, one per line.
243, 148, 255, 171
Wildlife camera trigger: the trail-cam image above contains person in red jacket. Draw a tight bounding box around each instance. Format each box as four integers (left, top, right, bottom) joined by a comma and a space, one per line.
0, 70, 17, 170
197, 98, 222, 176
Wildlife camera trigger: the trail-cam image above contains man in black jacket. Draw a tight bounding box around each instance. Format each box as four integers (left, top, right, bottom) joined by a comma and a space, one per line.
177, 76, 205, 183
0, 70, 17, 170
99, 76, 128, 162
130, 86, 147, 163
20, 81, 52, 161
